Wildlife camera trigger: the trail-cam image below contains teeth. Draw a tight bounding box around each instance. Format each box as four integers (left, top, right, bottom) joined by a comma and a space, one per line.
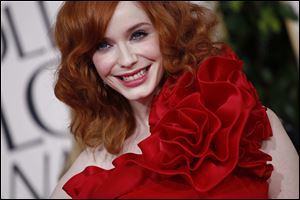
122, 69, 146, 81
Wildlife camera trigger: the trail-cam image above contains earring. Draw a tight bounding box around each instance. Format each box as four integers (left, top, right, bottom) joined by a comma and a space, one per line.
103, 80, 108, 88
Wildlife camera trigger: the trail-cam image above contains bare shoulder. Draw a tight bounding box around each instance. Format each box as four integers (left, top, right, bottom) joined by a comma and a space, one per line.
262, 108, 299, 199
50, 147, 116, 199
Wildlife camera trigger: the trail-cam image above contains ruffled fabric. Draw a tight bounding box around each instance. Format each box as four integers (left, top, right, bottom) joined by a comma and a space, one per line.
63, 46, 273, 198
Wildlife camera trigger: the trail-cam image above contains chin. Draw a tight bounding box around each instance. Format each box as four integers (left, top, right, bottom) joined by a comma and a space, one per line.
123, 89, 154, 102
124, 93, 149, 101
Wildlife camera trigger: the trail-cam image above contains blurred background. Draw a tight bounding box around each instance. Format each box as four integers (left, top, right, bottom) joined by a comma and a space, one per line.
1, 1, 298, 199
217, 1, 299, 153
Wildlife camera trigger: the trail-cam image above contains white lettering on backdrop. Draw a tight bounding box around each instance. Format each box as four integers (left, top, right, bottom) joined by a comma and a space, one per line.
1, 1, 71, 198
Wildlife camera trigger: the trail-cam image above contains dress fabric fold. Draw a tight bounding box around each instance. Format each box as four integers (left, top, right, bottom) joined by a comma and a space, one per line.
63, 46, 273, 199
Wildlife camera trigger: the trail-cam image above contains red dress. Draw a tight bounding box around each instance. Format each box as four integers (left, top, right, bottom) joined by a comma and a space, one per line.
63, 46, 273, 198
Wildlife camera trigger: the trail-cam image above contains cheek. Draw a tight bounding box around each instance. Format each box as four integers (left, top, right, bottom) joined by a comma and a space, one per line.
137, 35, 161, 60
92, 53, 114, 78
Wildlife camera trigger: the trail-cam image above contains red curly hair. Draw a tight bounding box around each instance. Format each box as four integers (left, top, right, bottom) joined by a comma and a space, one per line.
54, 1, 221, 154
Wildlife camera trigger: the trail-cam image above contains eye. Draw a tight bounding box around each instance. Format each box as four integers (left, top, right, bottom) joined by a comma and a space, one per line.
130, 30, 148, 41
97, 41, 112, 51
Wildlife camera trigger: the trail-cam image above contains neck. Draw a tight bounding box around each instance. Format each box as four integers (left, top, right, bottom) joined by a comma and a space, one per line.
128, 87, 161, 125
129, 96, 152, 125
122, 95, 153, 154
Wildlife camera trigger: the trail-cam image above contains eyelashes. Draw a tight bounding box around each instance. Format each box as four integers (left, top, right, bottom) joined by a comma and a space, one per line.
97, 41, 111, 50
97, 30, 149, 51
130, 30, 148, 41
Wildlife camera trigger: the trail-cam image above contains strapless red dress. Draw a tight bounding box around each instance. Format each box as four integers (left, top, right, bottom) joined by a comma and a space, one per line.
63, 46, 273, 198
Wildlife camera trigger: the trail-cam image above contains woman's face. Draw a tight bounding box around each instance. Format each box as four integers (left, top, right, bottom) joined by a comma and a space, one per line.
92, 1, 163, 102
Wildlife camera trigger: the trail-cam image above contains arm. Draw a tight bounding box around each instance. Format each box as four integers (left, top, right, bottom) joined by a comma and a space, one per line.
262, 108, 299, 199
50, 150, 88, 199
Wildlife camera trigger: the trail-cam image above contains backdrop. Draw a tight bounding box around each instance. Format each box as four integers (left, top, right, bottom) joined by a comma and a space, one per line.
1, 1, 70, 198
1, 1, 298, 199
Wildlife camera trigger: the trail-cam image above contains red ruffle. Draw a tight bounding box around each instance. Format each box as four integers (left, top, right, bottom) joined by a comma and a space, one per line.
63, 46, 273, 198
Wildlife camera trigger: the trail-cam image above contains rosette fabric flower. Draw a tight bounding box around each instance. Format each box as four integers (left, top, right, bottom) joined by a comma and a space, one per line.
63, 46, 273, 198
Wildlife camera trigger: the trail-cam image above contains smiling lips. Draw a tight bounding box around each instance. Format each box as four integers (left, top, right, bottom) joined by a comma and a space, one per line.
116, 65, 150, 88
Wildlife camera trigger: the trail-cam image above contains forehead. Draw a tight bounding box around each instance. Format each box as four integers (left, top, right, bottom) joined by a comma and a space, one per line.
105, 1, 151, 35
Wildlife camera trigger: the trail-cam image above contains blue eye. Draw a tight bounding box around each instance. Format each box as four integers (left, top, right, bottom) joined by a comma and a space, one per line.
130, 30, 148, 41
97, 41, 111, 51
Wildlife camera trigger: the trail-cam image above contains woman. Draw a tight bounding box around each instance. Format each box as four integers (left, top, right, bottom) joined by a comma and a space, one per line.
51, 1, 299, 199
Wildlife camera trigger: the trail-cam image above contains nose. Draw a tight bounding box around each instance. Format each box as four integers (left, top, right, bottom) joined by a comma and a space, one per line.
117, 42, 137, 68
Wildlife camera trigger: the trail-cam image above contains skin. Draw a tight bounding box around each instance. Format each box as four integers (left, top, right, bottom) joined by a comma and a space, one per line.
263, 109, 299, 199
50, 2, 299, 199
50, 109, 299, 199
92, 1, 163, 109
